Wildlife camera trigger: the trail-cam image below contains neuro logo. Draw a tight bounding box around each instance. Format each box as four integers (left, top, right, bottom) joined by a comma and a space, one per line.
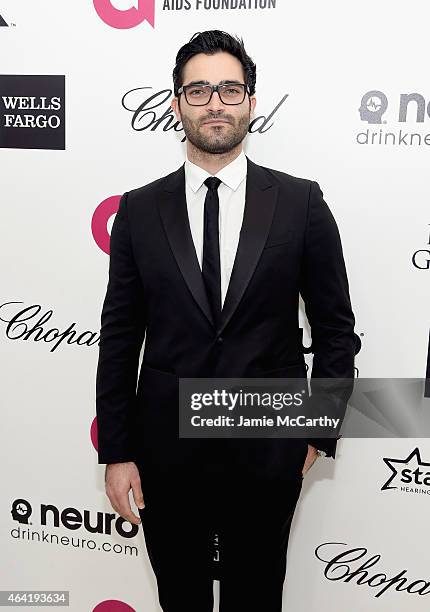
11, 498, 139, 538
91, 195, 121, 254
382, 448, 430, 492
93, 0, 155, 29
359, 90, 388, 124
356, 89, 430, 146
93, 602, 136, 612
0, 14, 8, 26
11, 499, 32, 524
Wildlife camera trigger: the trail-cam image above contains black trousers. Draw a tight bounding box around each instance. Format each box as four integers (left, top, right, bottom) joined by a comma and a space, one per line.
136, 441, 305, 612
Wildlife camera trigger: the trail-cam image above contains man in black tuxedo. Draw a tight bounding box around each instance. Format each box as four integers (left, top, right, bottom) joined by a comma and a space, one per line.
96, 30, 356, 612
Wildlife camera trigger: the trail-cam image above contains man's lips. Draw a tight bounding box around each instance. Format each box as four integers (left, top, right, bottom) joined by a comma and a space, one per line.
202, 119, 230, 125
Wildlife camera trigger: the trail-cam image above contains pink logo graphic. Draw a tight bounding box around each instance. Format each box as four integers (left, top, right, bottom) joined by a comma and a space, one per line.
93, 0, 154, 29
91, 195, 121, 255
90, 416, 98, 452
93, 601, 136, 612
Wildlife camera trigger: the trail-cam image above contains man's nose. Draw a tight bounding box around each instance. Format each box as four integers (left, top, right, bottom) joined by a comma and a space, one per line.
207, 90, 225, 113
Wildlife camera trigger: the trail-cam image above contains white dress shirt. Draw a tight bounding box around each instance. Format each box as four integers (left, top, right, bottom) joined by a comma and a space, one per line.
184, 150, 247, 307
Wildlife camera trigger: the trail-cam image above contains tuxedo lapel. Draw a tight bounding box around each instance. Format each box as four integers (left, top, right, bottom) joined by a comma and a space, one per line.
158, 163, 214, 327
218, 157, 278, 335
157, 156, 278, 334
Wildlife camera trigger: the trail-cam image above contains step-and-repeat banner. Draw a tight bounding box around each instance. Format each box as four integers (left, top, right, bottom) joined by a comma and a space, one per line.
1, 1, 429, 611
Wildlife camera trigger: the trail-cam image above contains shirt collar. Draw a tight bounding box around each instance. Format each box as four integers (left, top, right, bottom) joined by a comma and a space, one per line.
184, 150, 247, 194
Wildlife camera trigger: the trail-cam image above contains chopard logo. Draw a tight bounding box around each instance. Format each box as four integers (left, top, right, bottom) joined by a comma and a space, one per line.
316, 542, 430, 598
121, 87, 289, 141
0, 301, 100, 352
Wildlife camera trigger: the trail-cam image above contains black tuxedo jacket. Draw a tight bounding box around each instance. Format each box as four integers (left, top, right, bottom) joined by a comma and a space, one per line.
96, 156, 356, 478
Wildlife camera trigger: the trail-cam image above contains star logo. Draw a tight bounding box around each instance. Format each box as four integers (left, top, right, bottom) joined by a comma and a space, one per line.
382, 448, 430, 491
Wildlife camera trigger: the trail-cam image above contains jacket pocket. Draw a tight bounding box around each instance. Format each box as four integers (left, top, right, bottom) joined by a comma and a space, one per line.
257, 361, 306, 377
139, 363, 178, 379
262, 230, 294, 250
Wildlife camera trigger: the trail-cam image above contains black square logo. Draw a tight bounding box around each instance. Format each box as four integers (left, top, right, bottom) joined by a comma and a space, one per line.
0, 75, 65, 150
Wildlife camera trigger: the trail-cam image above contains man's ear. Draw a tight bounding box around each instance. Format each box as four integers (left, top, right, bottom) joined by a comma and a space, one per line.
171, 96, 181, 121
249, 95, 257, 119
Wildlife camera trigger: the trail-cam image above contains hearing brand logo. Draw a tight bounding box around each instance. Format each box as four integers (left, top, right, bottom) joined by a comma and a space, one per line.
93, 0, 155, 29
381, 448, 430, 494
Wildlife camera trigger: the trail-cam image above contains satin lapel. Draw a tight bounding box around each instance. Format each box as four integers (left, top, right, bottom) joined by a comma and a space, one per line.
157, 163, 214, 327
218, 156, 278, 336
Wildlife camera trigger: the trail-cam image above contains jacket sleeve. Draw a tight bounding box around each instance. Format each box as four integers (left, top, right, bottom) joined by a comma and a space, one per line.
96, 192, 146, 464
299, 181, 357, 458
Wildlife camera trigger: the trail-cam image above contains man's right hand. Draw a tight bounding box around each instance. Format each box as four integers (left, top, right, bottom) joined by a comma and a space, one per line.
105, 461, 145, 525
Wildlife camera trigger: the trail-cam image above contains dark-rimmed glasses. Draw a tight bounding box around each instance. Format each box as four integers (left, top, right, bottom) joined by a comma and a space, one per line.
177, 81, 249, 106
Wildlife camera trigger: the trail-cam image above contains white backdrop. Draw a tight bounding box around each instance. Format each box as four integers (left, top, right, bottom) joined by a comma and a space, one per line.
1, 1, 429, 611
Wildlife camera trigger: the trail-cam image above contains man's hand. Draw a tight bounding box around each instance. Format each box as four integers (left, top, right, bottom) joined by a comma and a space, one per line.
302, 444, 319, 476
105, 461, 145, 525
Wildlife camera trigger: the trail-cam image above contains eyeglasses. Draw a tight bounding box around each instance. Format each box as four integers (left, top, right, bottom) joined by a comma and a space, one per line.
177, 82, 249, 106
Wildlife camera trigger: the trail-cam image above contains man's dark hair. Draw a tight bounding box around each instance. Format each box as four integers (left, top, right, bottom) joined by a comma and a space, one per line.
172, 30, 256, 98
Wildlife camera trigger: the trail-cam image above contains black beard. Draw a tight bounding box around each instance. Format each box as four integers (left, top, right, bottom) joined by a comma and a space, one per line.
181, 114, 250, 154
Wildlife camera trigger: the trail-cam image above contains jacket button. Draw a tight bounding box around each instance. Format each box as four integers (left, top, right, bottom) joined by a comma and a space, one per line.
217, 336, 223, 343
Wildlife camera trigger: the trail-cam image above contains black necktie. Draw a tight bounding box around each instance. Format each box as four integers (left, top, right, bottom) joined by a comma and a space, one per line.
202, 176, 222, 327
